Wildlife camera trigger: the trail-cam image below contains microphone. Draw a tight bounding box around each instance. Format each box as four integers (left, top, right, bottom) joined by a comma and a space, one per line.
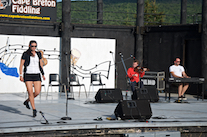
110, 51, 113, 53
118, 52, 123, 57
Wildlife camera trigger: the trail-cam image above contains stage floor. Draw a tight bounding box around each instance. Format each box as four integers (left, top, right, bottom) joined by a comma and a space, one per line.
0, 91, 207, 136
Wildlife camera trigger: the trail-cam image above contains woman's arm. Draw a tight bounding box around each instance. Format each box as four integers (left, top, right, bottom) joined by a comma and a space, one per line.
40, 58, 44, 69
40, 58, 45, 80
19, 59, 25, 82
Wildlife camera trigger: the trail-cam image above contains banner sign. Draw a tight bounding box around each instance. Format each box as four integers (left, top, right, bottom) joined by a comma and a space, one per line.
0, 0, 57, 21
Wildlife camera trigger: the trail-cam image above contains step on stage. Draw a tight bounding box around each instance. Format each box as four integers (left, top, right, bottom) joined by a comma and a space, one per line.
0, 91, 207, 137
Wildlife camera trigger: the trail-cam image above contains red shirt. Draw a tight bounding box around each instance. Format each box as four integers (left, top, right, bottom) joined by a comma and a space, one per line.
127, 67, 145, 83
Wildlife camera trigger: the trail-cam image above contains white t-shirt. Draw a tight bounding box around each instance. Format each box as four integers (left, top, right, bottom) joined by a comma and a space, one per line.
26, 53, 40, 74
169, 65, 184, 78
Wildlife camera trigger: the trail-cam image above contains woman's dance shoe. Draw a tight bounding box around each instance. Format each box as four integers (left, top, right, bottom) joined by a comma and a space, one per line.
23, 100, 30, 109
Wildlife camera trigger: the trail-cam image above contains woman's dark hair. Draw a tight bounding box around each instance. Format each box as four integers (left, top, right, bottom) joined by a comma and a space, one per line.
26, 40, 37, 56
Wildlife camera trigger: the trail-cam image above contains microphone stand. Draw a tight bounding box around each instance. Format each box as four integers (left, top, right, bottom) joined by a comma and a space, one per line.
61, 52, 72, 120
119, 53, 131, 98
119, 53, 131, 84
110, 51, 118, 88
39, 111, 49, 124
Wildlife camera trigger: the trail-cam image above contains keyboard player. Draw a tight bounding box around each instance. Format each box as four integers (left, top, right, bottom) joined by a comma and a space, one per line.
169, 58, 190, 100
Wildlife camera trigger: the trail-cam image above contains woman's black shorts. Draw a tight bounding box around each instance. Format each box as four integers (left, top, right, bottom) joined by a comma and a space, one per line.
24, 73, 42, 82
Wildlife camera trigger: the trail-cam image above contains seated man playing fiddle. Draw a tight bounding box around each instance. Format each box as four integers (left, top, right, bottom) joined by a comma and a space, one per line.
169, 58, 190, 100
127, 60, 147, 95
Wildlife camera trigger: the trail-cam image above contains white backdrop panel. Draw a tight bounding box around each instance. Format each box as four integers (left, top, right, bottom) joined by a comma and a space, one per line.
0, 35, 115, 94
71, 38, 115, 93
0, 35, 60, 93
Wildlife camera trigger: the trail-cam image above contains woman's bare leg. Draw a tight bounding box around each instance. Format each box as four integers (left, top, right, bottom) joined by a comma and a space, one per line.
25, 81, 35, 110
25, 81, 41, 101
33, 81, 41, 98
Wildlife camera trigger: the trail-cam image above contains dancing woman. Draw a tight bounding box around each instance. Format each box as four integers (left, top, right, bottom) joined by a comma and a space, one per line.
19, 40, 45, 117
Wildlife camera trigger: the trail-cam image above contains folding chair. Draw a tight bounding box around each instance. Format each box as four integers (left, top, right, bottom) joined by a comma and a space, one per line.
88, 73, 106, 96
69, 74, 87, 97
46, 73, 67, 99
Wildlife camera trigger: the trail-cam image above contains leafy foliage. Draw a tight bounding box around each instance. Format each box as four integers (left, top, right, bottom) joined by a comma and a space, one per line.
57, 0, 202, 25
144, 0, 165, 25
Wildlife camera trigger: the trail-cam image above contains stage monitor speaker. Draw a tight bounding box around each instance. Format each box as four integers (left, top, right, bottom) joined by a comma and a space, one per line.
95, 88, 123, 103
146, 86, 159, 102
131, 88, 150, 101
114, 100, 152, 120
132, 87, 159, 102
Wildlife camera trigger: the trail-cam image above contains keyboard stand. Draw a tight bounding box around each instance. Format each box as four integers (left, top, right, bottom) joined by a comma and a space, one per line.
165, 79, 204, 101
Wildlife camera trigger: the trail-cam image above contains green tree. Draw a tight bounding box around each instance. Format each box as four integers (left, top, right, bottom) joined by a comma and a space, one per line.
144, 0, 165, 25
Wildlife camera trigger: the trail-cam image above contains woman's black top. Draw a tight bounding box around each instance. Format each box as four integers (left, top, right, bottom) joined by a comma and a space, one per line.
21, 51, 44, 75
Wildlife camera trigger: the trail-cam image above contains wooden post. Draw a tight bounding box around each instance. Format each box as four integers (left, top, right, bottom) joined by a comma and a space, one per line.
202, 0, 207, 97
180, 0, 187, 24
135, 0, 144, 64
61, 0, 71, 87
97, 0, 103, 24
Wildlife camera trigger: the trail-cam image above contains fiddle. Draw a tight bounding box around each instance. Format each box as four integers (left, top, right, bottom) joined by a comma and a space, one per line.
134, 66, 149, 72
